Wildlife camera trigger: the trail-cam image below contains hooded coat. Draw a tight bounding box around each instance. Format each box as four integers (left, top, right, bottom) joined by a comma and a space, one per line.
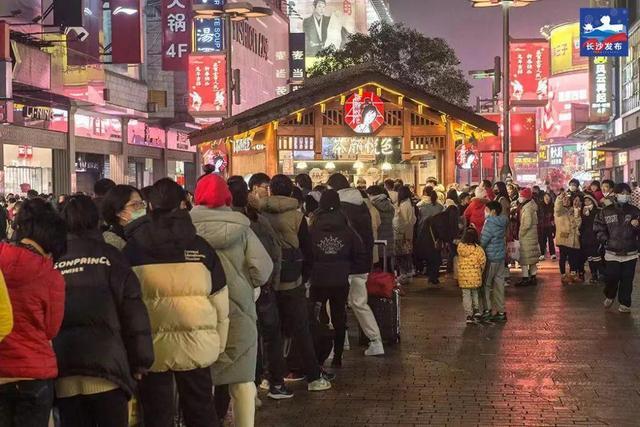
54, 233, 154, 398
554, 197, 582, 249
370, 194, 395, 257
480, 215, 508, 263
580, 204, 600, 257
519, 199, 541, 265
123, 210, 230, 374
0, 242, 65, 379
190, 206, 273, 385
456, 243, 486, 289
464, 198, 487, 233
337, 188, 374, 273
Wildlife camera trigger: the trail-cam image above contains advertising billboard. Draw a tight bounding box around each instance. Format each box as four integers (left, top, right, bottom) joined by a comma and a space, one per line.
188, 54, 227, 115
509, 40, 550, 107
580, 8, 628, 57
75, 113, 122, 141
539, 72, 589, 140
589, 56, 613, 121
167, 130, 197, 152
344, 92, 385, 134
127, 120, 166, 148
111, 0, 143, 64
162, 0, 192, 70
288, 0, 369, 68
550, 23, 589, 75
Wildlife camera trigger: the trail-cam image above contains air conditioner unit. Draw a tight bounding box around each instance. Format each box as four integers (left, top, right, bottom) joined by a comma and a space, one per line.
103, 88, 111, 102
147, 102, 158, 113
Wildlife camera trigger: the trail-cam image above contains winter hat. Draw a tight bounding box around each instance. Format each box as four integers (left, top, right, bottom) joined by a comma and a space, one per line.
519, 188, 532, 200
319, 189, 341, 211
326, 173, 350, 191
474, 186, 487, 199
195, 173, 232, 208
583, 193, 597, 207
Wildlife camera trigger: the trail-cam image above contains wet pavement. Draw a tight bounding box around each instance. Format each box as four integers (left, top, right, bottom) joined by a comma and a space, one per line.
255, 261, 640, 426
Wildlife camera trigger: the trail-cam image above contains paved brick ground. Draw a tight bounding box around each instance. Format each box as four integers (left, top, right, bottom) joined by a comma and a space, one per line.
255, 261, 640, 426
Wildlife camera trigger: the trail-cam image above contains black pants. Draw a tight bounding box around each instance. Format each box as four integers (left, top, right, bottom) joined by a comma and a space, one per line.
277, 286, 321, 382
256, 286, 287, 387
604, 259, 637, 307
310, 285, 349, 362
558, 245, 581, 275
57, 388, 128, 427
138, 368, 219, 427
213, 385, 230, 425
425, 250, 442, 283
539, 227, 556, 256
0, 380, 54, 427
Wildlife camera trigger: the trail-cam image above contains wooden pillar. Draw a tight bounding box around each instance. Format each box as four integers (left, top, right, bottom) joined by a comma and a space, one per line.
265, 123, 278, 176
402, 106, 411, 161
444, 117, 456, 186
314, 106, 323, 160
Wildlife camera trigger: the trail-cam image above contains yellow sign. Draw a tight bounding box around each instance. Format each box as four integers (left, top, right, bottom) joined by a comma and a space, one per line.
550, 23, 588, 75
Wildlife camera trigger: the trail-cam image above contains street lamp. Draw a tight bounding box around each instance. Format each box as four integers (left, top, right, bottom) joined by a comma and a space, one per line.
470, 0, 540, 180
193, 2, 273, 118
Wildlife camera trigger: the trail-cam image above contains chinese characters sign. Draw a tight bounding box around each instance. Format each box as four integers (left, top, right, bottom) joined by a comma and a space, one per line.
509, 40, 549, 107
540, 72, 589, 140
188, 54, 227, 115
127, 120, 166, 148
289, 33, 305, 84
590, 56, 613, 121
580, 8, 628, 57
344, 92, 385, 134
550, 23, 588, 76
321, 137, 401, 163
162, 0, 192, 70
167, 130, 196, 152
194, 17, 224, 53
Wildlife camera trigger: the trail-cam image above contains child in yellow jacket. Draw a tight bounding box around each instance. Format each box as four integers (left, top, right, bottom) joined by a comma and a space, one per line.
457, 228, 487, 324
0, 270, 13, 341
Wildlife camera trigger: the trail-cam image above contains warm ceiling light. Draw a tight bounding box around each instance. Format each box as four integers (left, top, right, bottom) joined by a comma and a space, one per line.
230, 14, 247, 21
223, 2, 253, 14
192, 3, 224, 16
381, 162, 392, 171
243, 6, 273, 18
470, 0, 539, 7
353, 161, 364, 170
296, 162, 308, 170
325, 162, 336, 171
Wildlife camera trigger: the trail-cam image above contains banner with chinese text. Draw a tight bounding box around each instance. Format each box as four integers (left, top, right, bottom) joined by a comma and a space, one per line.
509, 40, 550, 107
188, 54, 227, 115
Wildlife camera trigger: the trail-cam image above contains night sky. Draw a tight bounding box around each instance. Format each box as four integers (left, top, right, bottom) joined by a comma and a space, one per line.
391, 0, 589, 103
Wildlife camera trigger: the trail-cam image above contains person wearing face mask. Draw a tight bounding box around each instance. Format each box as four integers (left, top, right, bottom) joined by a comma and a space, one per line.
594, 183, 640, 312
515, 188, 541, 286
101, 185, 147, 251
580, 194, 603, 284
554, 193, 582, 284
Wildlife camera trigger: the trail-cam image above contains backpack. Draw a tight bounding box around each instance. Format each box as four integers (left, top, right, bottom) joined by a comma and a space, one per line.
280, 245, 303, 283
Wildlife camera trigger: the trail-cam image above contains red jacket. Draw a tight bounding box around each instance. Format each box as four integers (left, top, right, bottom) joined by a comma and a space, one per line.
464, 198, 487, 234
0, 242, 65, 379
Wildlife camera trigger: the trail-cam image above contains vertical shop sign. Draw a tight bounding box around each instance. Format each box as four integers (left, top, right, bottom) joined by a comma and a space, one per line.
111, 0, 143, 64
589, 56, 613, 121
509, 40, 549, 107
289, 33, 305, 84
194, 17, 224, 53
162, 0, 192, 70
188, 54, 227, 114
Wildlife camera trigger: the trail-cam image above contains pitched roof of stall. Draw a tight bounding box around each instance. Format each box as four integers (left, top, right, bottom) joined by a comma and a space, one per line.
189, 64, 499, 144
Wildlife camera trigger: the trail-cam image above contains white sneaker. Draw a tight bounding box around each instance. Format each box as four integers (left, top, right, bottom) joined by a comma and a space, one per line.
307, 378, 332, 391
551, 254, 557, 260
259, 379, 269, 391
604, 298, 614, 309
364, 339, 385, 356
539, 255, 545, 261
619, 304, 631, 313
344, 333, 351, 351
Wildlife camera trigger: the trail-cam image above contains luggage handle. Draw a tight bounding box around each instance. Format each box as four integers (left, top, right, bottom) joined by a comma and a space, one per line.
374, 240, 388, 272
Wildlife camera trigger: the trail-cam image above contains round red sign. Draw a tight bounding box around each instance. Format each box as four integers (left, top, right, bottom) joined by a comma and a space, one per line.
344, 92, 385, 134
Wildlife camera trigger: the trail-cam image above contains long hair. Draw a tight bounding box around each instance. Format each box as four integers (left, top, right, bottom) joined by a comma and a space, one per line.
397, 185, 412, 204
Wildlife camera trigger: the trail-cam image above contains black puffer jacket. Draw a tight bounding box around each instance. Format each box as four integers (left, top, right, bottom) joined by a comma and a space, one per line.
580, 206, 600, 257
53, 232, 154, 398
309, 209, 366, 288
594, 202, 640, 255
337, 188, 373, 274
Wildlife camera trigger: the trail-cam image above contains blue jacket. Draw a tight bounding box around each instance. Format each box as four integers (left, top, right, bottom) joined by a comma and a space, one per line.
480, 215, 508, 262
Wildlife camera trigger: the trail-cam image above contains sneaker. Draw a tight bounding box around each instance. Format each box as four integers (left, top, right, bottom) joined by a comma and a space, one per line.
259, 379, 270, 391
492, 312, 508, 323
539, 255, 546, 261
344, 333, 350, 351
618, 304, 631, 313
307, 377, 332, 392
551, 254, 557, 260
604, 298, 614, 309
267, 385, 294, 400
284, 372, 305, 382
364, 339, 385, 356
320, 370, 336, 381
588, 278, 599, 285
561, 274, 570, 285
481, 310, 492, 322
465, 315, 475, 324
472, 311, 482, 321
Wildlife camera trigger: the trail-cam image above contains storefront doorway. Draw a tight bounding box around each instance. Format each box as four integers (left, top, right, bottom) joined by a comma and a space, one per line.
3, 145, 53, 195
128, 158, 154, 189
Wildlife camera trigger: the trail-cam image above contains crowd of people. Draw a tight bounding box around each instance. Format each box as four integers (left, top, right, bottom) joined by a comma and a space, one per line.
0, 171, 638, 427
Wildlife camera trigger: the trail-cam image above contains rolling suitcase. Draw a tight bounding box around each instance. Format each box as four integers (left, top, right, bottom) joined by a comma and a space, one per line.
359, 240, 401, 345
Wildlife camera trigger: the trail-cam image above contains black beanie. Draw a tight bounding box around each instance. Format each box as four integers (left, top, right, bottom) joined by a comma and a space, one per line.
326, 173, 349, 191
319, 189, 341, 211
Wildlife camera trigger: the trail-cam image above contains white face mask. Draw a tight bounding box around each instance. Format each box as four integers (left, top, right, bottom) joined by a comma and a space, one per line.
518, 197, 526, 204
617, 194, 630, 204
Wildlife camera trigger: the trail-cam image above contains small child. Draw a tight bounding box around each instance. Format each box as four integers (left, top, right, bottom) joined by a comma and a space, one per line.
480, 201, 508, 322
457, 228, 487, 324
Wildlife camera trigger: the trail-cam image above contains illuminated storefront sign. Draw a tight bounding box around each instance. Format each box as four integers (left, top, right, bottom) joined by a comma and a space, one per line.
321, 137, 400, 162
590, 56, 613, 121
344, 92, 385, 134
540, 72, 589, 140
162, 0, 192, 70
232, 136, 265, 153
75, 113, 122, 141
200, 139, 228, 172
289, 33, 306, 84
111, 0, 143, 64
194, 17, 224, 53
188, 54, 227, 114
167, 130, 196, 152
127, 120, 166, 148
550, 23, 588, 75
509, 40, 549, 107
580, 8, 628, 57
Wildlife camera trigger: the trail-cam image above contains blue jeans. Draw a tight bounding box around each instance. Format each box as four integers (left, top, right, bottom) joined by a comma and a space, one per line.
0, 380, 54, 427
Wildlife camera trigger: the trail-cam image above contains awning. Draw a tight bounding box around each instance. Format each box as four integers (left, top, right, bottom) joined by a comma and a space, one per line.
593, 127, 640, 151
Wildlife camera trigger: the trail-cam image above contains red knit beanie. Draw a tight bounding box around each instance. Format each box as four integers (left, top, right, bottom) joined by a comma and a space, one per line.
195, 173, 232, 208
519, 187, 532, 200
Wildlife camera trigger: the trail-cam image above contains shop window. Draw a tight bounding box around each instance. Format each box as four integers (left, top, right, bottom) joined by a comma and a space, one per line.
385, 109, 402, 126
322, 110, 344, 126
148, 90, 168, 108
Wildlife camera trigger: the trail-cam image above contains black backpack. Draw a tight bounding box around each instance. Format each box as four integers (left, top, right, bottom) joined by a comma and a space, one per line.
280, 245, 304, 283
